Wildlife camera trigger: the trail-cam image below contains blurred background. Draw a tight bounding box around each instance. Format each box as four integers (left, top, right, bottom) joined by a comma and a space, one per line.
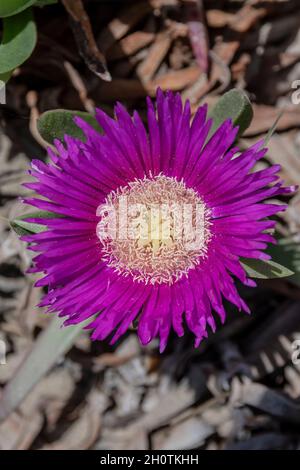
1, 0, 300, 450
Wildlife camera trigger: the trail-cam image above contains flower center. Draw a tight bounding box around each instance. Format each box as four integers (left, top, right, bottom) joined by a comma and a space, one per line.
97, 174, 211, 285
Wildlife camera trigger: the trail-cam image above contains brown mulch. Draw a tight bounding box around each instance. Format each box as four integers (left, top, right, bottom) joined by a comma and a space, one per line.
1, 0, 300, 450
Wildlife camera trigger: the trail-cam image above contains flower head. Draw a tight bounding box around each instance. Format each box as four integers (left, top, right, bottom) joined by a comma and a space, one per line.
22, 90, 295, 351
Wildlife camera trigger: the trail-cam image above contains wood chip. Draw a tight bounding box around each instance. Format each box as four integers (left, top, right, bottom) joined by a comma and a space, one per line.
98, 2, 152, 52
245, 105, 300, 136
108, 31, 155, 61
137, 31, 172, 82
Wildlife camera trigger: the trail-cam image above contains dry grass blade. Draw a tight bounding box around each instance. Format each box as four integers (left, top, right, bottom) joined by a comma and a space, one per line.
0, 316, 89, 423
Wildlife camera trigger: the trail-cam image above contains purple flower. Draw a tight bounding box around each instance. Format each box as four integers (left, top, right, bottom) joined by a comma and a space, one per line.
22, 90, 295, 351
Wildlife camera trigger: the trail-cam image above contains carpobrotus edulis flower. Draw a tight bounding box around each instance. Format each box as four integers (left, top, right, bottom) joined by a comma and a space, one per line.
22, 90, 295, 351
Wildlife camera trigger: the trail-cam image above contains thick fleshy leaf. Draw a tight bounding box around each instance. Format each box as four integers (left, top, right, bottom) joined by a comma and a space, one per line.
267, 239, 300, 286
0, 8, 37, 74
0, 316, 89, 423
241, 258, 294, 279
35, 0, 58, 6
208, 89, 253, 138
37, 109, 102, 143
0, 0, 36, 17
10, 211, 60, 236
0, 71, 12, 84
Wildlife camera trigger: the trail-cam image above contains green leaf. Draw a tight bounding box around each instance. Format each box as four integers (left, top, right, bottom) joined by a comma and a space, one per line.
0, 316, 90, 423
208, 89, 253, 138
241, 258, 294, 279
10, 210, 61, 236
0, 8, 37, 74
0, 0, 36, 17
267, 238, 300, 286
35, 0, 58, 6
37, 109, 102, 144
0, 70, 12, 84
